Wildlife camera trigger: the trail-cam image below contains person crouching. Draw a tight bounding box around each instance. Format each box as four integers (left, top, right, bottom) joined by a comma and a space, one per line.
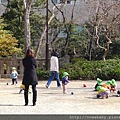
96, 86, 110, 99
19, 84, 32, 94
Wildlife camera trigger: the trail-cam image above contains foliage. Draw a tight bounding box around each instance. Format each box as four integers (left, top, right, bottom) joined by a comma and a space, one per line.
108, 40, 120, 59
2, 0, 46, 56
0, 17, 21, 57
54, 25, 88, 58
36, 68, 49, 80
2, 0, 24, 44
36, 58, 120, 81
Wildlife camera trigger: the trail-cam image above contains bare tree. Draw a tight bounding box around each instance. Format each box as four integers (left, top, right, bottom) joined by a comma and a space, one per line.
47, 0, 79, 56
20, 0, 66, 57
23, 0, 32, 52
34, 0, 66, 57
84, 0, 120, 61
22, 0, 120, 60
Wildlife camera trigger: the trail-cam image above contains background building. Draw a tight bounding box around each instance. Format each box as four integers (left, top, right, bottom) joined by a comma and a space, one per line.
0, 0, 7, 16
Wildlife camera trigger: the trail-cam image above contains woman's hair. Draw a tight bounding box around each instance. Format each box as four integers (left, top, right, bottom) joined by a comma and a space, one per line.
51, 51, 59, 57
25, 48, 34, 58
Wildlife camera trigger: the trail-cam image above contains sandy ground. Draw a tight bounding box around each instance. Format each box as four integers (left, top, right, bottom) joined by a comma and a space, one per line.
0, 78, 120, 115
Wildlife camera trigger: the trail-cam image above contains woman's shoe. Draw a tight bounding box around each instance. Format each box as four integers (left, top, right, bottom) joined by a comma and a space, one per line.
33, 103, 36, 106
24, 103, 28, 106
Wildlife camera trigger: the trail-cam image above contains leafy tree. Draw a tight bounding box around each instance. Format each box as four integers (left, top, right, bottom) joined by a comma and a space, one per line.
0, 17, 21, 57
2, 0, 24, 47
2, 0, 46, 54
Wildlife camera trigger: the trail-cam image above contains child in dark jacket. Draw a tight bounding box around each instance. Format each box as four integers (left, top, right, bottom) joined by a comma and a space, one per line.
62, 72, 69, 94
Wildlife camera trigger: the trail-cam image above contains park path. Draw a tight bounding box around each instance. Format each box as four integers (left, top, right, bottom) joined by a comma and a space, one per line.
0, 78, 120, 114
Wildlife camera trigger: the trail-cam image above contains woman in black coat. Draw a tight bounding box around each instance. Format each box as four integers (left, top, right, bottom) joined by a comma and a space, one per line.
22, 48, 38, 106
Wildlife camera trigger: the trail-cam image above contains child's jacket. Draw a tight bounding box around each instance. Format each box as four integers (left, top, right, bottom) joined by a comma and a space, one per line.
98, 87, 109, 95
10, 71, 18, 79
62, 77, 69, 85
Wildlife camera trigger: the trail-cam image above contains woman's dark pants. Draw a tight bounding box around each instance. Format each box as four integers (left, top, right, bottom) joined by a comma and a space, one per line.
24, 85, 37, 105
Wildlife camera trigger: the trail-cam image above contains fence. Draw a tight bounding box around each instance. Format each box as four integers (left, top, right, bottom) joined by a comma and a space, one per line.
0, 55, 70, 78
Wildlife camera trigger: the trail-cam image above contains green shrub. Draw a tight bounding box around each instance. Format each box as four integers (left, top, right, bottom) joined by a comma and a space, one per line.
36, 59, 120, 81
36, 68, 49, 80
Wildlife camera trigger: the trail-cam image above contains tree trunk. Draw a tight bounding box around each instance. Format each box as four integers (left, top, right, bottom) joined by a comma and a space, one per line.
34, 3, 64, 58
24, 9, 30, 51
23, 0, 32, 52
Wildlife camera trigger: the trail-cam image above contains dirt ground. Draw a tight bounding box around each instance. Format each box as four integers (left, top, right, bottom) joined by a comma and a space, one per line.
0, 78, 120, 114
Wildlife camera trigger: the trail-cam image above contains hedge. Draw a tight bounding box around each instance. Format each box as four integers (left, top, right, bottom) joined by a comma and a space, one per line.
36, 59, 120, 81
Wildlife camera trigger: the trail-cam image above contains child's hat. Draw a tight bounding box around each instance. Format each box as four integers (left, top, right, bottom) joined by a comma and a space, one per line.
96, 86, 102, 91
111, 79, 116, 85
62, 72, 69, 78
97, 78, 102, 85
12, 67, 16, 70
97, 78, 102, 83
106, 80, 112, 85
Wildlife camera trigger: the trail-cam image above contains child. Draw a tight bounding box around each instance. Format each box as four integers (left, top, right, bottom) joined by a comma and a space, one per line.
102, 80, 111, 90
96, 86, 110, 99
19, 84, 32, 94
10, 67, 18, 85
94, 78, 102, 91
62, 72, 69, 94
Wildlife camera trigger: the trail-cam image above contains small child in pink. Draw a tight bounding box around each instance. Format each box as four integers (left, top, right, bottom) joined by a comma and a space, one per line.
62, 72, 69, 94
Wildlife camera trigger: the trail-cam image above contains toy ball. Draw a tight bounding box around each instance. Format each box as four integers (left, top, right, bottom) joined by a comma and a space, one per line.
6, 83, 9, 85
83, 84, 86, 87
71, 92, 74, 95
116, 94, 119, 97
